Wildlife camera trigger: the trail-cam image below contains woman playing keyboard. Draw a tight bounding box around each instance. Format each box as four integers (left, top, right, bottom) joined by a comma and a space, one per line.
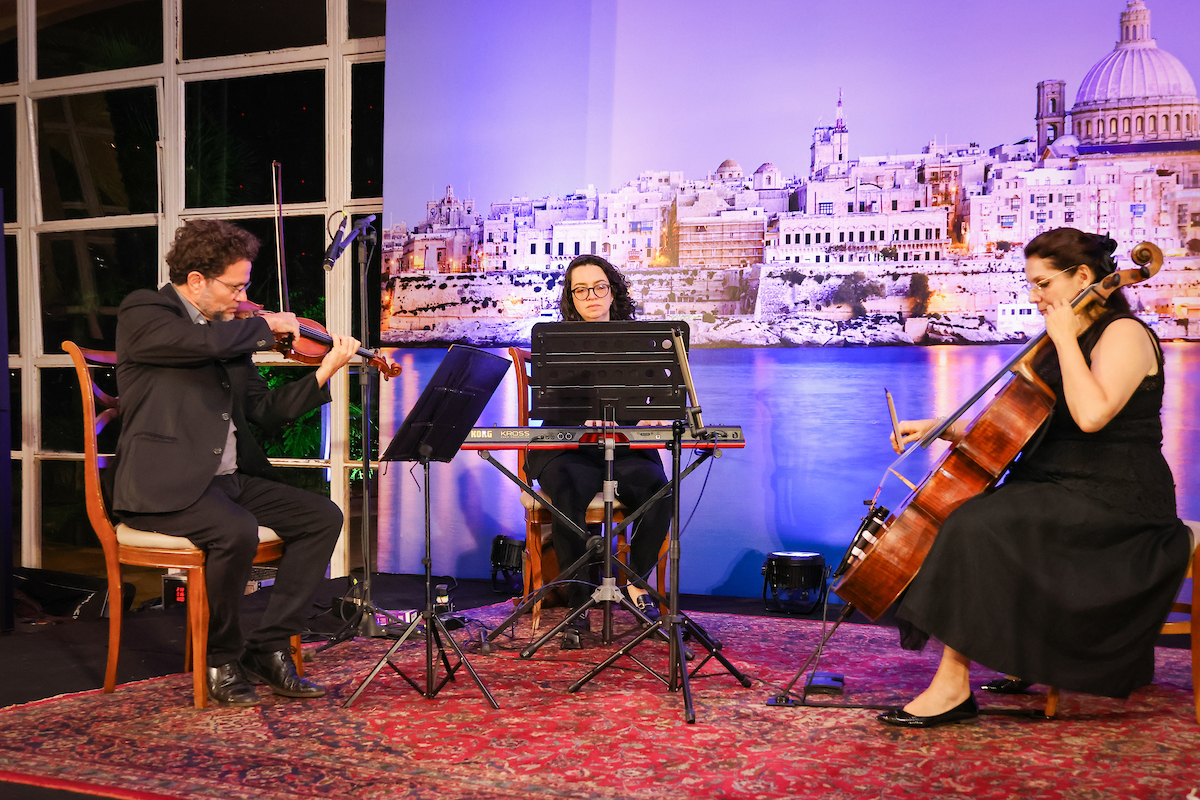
525, 255, 672, 649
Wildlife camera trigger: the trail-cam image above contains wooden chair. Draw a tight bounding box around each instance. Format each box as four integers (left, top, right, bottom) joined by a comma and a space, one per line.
508, 346, 668, 630
64, 341, 302, 710
1045, 519, 1199, 722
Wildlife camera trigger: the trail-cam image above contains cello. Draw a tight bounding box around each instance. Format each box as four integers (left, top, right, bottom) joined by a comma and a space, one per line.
832, 241, 1164, 620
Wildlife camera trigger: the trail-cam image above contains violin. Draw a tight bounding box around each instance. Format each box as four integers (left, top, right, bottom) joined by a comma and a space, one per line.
831, 242, 1164, 620
235, 300, 402, 380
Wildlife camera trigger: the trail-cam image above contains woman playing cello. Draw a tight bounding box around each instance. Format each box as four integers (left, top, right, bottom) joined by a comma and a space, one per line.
880, 227, 1192, 728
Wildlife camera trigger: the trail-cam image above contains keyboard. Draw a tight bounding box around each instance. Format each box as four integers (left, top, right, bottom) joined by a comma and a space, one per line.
460, 425, 745, 450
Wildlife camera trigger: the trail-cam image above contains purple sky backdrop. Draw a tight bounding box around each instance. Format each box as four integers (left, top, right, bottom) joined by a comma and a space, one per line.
384, 0, 1200, 226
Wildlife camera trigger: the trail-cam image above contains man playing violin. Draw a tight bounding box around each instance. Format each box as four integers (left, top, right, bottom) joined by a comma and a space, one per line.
881, 227, 1191, 727
112, 219, 360, 706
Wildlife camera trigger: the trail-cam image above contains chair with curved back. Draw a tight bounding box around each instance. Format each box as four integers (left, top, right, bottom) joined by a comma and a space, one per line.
1044, 519, 1199, 722
508, 346, 668, 630
64, 341, 302, 709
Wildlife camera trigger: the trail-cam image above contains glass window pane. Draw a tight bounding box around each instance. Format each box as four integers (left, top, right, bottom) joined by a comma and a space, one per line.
252, 366, 325, 460
351, 62, 384, 199
40, 226, 158, 354
0, 1, 16, 84
274, 467, 330, 498
0, 103, 15, 222
9, 368, 18, 451
181, 0, 324, 60
347, 365, 379, 463
218, 215, 326, 325
39, 460, 105, 576
40, 363, 118, 455
349, 0, 386, 40
36, 88, 159, 221
185, 72, 325, 208
36, 0, 162, 80
350, 213, 381, 343
41, 367, 78, 453
5, 234, 16, 354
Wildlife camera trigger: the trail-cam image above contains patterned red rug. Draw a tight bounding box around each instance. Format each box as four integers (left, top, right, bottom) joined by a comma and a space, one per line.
1, 604, 1197, 800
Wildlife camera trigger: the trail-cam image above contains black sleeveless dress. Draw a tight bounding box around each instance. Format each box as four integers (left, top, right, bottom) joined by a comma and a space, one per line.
895, 312, 1192, 698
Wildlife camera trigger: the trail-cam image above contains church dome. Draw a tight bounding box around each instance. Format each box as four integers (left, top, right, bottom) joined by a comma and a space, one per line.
714, 159, 743, 179
1068, 1, 1199, 144
1074, 42, 1197, 108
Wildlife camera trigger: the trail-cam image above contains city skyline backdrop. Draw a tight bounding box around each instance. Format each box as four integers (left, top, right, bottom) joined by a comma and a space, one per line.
384, 0, 1200, 225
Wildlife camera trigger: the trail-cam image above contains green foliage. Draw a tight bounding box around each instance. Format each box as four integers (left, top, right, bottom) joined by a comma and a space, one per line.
995, 241, 1013, 253
253, 366, 322, 459
831, 272, 884, 317
879, 247, 899, 262
907, 273, 931, 317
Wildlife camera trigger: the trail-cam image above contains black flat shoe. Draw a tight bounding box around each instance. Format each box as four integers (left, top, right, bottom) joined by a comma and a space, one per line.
877, 694, 980, 728
207, 661, 259, 707
240, 648, 325, 698
980, 677, 1033, 694
624, 588, 661, 623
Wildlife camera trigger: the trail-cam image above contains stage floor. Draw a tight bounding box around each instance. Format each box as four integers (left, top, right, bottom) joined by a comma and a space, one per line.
0, 579, 1195, 800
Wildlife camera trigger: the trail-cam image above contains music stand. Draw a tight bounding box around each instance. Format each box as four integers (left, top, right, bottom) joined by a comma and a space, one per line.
344, 345, 510, 709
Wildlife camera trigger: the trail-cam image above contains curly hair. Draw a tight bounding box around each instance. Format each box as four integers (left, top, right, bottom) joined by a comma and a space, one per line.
166, 219, 261, 285
1024, 227, 1130, 314
558, 255, 636, 321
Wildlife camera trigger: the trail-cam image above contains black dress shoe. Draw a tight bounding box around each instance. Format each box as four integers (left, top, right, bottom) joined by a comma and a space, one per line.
240, 648, 325, 698
207, 661, 259, 707
980, 677, 1033, 694
877, 694, 980, 728
560, 612, 589, 650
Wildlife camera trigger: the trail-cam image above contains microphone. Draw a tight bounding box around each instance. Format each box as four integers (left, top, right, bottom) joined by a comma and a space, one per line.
341, 214, 377, 249
322, 215, 349, 271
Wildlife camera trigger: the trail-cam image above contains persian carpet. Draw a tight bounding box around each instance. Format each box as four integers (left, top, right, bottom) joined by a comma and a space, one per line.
0, 604, 1197, 800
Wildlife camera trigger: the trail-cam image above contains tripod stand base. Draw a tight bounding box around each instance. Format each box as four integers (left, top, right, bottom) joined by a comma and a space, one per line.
343, 611, 498, 709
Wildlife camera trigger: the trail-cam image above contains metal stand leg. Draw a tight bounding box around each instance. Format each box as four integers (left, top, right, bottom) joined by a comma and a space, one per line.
568, 422, 751, 722
765, 603, 855, 707
344, 458, 498, 709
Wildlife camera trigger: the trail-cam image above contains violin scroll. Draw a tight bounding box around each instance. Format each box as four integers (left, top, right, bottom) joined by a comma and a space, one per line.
375, 358, 403, 380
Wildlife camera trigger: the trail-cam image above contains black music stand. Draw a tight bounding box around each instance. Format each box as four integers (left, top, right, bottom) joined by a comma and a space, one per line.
528, 321, 689, 645
480, 321, 750, 721
344, 345, 510, 709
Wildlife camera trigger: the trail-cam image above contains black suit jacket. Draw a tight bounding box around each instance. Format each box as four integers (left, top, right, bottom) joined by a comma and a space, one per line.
112, 285, 331, 515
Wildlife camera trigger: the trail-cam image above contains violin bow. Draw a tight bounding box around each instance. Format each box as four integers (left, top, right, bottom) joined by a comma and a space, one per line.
272, 160, 290, 313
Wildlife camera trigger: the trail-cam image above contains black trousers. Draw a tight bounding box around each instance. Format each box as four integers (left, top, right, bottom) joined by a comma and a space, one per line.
119, 473, 342, 665
535, 450, 672, 609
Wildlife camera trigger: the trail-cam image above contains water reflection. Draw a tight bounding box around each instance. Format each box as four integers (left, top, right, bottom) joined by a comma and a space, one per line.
376, 344, 1199, 597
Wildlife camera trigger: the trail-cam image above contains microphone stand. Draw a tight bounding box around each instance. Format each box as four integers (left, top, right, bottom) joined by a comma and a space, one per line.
318, 220, 397, 649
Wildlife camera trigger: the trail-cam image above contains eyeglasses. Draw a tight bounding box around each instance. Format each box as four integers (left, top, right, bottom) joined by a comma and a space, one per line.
211, 276, 252, 295
1026, 267, 1072, 292
571, 283, 610, 300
